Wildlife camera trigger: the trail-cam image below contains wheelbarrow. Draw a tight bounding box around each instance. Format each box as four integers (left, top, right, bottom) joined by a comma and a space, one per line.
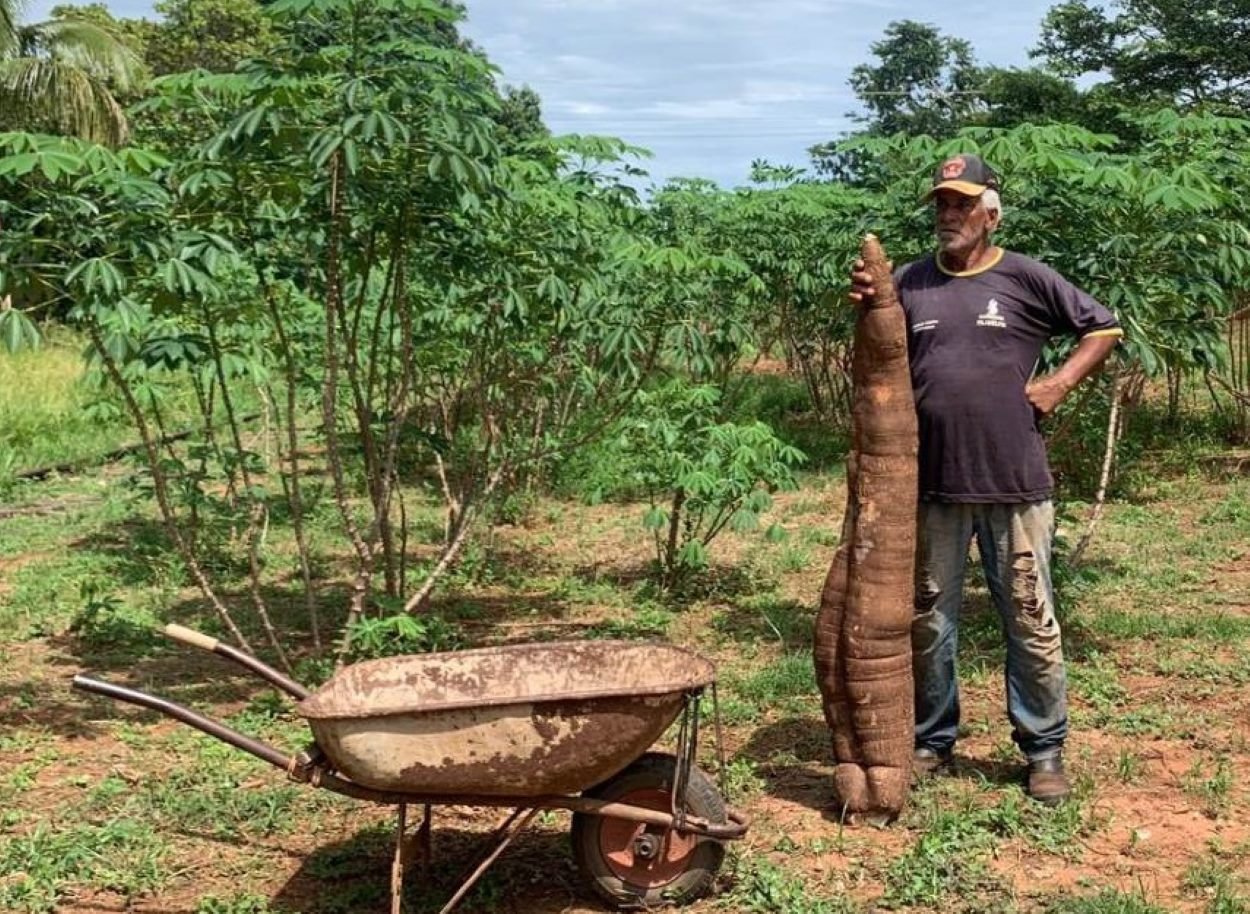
71, 625, 749, 913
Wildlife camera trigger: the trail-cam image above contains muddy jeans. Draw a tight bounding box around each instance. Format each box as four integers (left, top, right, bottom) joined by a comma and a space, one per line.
912, 501, 1067, 761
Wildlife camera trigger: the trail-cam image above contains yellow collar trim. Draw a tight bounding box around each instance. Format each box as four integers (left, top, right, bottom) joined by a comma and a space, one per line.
937, 247, 1004, 277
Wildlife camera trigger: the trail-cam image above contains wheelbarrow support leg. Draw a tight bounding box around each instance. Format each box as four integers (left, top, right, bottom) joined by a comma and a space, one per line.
391, 804, 408, 914
390, 803, 436, 914
418, 803, 433, 870
439, 808, 538, 914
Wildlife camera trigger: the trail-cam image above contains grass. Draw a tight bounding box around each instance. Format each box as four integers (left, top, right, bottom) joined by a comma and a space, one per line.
1041, 889, 1169, 913
195, 895, 279, 914
880, 804, 1005, 908
1182, 755, 1237, 819
0, 330, 206, 487
1181, 843, 1250, 913
0, 334, 110, 482
0, 818, 169, 913
731, 651, 819, 714
2, 365, 1249, 913
725, 855, 863, 913
880, 781, 1097, 910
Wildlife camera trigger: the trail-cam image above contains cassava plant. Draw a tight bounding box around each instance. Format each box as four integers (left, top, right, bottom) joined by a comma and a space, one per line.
617, 382, 804, 589
0, 132, 269, 656
0, 0, 671, 663
143, 0, 670, 654
649, 174, 876, 432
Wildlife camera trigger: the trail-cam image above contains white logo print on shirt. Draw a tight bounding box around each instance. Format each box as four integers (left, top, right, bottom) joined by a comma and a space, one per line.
977, 298, 1007, 329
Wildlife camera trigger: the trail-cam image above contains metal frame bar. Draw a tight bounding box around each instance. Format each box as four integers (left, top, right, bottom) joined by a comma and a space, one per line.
437, 808, 537, 914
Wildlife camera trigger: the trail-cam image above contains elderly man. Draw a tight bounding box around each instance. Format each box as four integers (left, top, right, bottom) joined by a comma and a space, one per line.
849, 154, 1122, 805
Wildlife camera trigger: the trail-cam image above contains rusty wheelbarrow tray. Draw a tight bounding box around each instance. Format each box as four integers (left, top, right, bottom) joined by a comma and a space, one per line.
73, 625, 749, 913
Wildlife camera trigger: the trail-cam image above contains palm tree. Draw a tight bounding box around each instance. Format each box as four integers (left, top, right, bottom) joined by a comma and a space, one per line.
0, 0, 142, 146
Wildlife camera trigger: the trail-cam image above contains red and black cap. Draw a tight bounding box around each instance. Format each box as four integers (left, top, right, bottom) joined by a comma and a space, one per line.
923, 153, 1000, 199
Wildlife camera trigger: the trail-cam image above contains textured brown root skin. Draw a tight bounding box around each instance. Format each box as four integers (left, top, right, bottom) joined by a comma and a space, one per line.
814, 234, 918, 819
813, 454, 859, 766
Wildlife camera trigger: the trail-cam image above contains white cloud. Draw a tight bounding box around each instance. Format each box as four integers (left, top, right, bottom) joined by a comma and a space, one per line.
646, 98, 763, 120
741, 80, 840, 104
560, 101, 613, 115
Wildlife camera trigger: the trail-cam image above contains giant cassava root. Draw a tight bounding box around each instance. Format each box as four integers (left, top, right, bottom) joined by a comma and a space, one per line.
813, 234, 918, 820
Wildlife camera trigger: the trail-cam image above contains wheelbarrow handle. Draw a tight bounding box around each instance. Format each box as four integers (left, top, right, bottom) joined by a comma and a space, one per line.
162, 624, 311, 702
72, 674, 296, 772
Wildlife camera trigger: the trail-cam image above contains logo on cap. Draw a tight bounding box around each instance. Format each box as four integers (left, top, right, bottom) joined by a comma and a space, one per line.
941, 157, 966, 180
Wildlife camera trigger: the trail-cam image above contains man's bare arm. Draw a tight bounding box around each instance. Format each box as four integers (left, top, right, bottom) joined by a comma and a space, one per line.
1026, 333, 1121, 416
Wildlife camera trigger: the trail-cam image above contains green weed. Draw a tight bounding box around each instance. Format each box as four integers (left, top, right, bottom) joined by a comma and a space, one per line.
1115, 748, 1142, 784
732, 652, 818, 711
68, 581, 163, 654
884, 785, 1094, 909
774, 543, 812, 574
0, 726, 51, 755
547, 572, 631, 607
1041, 887, 1168, 913
0, 338, 113, 482
1107, 704, 1176, 738
343, 610, 464, 662
1198, 488, 1250, 527
302, 823, 391, 882
958, 654, 997, 689
0, 550, 115, 639
195, 895, 276, 914
983, 787, 1094, 857
725, 854, 861, 913
88, 734, 305, 840
585, 603, 674, 639
800, 525, 839, 548
1209, 893, 1250, 914
1082, 610, 1250, 643
88, 774, 131, 807
713, 692, 763, 725
880, 802, 1004, 908
1068, 652, 1128, 723
318, 880, 388, 913
1184, 852, 1243, 900
1156, 651, 1250, 686
139, 772, 302, 839
2, 753, 56, 795
1183, 755, 1236, 819
713, 594, 812, 650
720, 756, 766, 801
0, 818, 169, 913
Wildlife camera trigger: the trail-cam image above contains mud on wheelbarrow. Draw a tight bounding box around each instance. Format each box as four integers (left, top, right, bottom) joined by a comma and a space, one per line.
72, 626, 749, 913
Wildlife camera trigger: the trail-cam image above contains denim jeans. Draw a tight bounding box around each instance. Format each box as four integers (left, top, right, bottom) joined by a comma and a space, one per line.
912, 501, 1067, 761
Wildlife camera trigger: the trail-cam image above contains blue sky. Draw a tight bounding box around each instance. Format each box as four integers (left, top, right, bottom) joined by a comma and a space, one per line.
31, 0, 1062, 188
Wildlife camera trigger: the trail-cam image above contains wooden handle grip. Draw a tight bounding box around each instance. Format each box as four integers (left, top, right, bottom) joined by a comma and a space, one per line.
163, 624, 220, 653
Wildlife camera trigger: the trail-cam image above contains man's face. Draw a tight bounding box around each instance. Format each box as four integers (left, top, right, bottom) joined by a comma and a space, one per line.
933, 189, 998, 255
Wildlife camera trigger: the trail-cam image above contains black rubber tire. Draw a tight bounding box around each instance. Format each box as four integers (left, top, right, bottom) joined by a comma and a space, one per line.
571, 752, 727, 909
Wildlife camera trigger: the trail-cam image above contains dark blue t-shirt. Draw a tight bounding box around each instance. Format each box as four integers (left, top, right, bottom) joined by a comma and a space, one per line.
895, 249, 1121, 503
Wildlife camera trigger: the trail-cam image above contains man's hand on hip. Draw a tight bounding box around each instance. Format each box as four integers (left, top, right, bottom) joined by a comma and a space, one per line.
1025, 377, 1073, 418
1028, 334, 1121, 418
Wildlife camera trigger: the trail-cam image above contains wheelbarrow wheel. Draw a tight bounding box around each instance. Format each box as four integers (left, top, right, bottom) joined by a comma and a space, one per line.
571, 751, 727, 909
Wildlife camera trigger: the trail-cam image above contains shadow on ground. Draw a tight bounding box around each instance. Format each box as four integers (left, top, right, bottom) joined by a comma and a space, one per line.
272, 819, 592, 914
738, 713, 1027, 821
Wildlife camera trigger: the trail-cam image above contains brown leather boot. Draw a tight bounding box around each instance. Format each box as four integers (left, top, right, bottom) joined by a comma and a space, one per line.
1027, 754, 1070, 806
